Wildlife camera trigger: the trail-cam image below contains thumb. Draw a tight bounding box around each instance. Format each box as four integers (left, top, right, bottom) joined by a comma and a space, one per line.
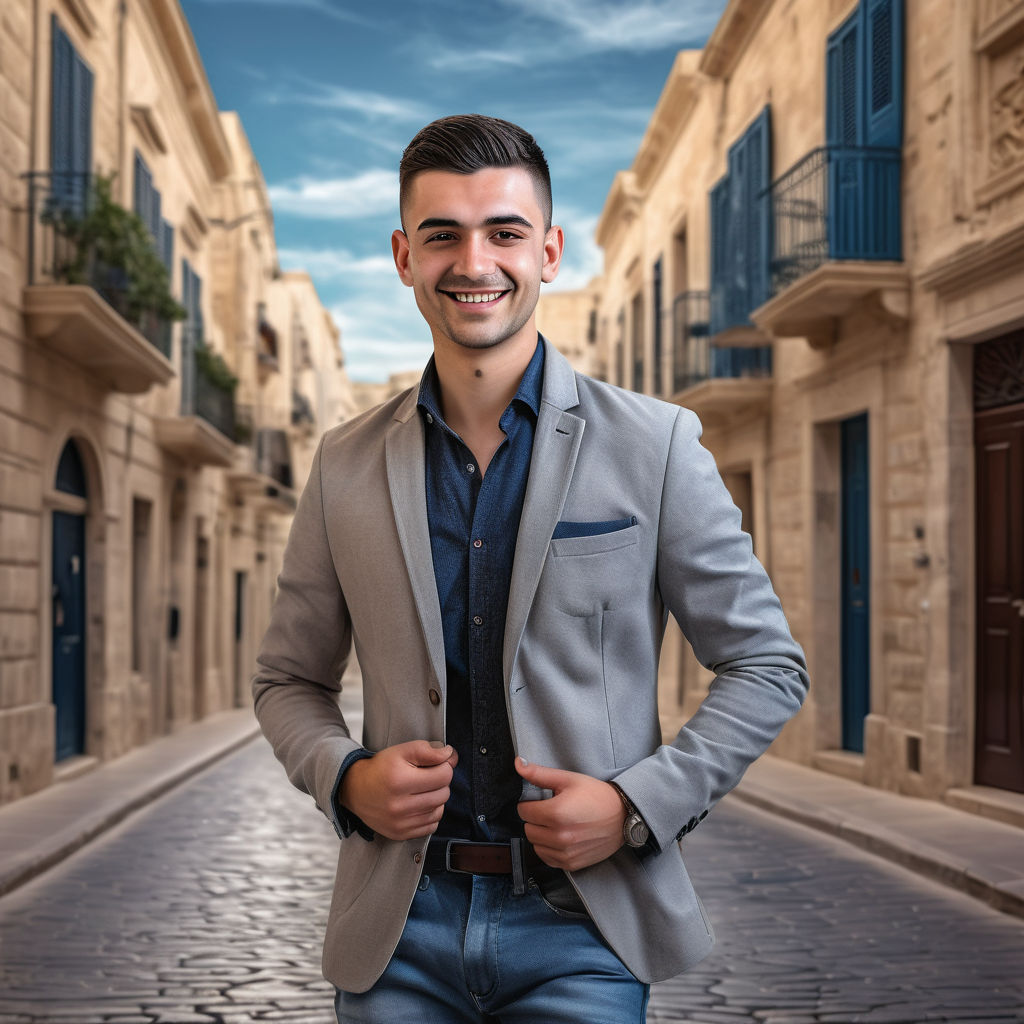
515, 756, 573, 792
403, 740, 455, 767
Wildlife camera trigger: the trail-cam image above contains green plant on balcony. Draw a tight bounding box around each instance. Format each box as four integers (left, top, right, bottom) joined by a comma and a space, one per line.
194, 340, 238, 394
44, 172, 185, 328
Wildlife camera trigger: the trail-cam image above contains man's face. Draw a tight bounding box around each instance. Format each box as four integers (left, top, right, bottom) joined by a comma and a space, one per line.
392, 167, 563, 354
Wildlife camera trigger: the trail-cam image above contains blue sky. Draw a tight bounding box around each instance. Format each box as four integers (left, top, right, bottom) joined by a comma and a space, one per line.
181, 0, 729, 381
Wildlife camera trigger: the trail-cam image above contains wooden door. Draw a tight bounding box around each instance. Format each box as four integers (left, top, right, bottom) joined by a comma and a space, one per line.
975, 402, 1024, 792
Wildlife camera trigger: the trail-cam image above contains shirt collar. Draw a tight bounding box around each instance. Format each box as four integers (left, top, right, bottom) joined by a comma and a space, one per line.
417, 335, 545, 428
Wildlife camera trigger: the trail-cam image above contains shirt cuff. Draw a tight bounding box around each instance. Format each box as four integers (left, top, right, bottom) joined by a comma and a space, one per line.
330, 748, 376, 841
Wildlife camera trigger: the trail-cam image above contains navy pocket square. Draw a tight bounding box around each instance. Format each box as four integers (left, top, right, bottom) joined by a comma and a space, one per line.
552, 516, 637, 540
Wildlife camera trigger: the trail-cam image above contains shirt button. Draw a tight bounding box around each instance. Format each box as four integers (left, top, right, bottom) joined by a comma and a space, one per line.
473, 539, 483, 549
428, 688, 441, 706
472, 615, 483, 626
466, 463, 475, 474
477, 815, 486, 823
425, 413, 434, 424
479, 746, 487, 754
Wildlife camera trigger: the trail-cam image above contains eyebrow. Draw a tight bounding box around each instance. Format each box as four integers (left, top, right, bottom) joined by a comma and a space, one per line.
415, 214, 535, 232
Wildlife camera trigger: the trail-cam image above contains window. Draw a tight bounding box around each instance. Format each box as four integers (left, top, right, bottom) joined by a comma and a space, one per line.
709, 106, 772, 336
50, 16, 93, 214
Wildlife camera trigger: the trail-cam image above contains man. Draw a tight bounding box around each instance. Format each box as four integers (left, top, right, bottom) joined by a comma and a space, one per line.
254, 114, 808, 1023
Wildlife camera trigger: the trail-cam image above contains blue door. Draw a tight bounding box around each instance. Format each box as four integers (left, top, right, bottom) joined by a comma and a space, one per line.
53, 440, 88, 761
841, 413, 870, 752
52, 510, 86, 760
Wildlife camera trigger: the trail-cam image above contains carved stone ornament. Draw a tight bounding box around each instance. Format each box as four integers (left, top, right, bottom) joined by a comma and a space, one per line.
974, 331, 1024, 410
990, 53, 1024, 170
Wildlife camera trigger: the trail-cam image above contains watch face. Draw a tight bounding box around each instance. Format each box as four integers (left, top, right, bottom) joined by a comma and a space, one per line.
626, 815, 649, 847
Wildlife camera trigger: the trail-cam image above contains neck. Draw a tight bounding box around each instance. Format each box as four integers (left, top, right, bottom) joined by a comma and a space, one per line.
433, 330, 538, 439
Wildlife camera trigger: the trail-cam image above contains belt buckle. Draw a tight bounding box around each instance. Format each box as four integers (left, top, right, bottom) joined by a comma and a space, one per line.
443, 839, 473, 875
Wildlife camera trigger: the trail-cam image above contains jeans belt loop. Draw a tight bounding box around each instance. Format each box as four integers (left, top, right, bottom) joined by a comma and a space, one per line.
510, 836, 527, 896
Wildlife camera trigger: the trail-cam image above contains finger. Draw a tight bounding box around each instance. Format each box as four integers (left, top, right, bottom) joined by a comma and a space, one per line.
405, 740, 456, 767
514, 756, 574, 792
517, 798, 557, 826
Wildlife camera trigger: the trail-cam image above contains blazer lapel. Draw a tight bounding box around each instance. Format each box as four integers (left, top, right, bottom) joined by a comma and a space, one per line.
503, 341, 584, 683
385, 394, 447, 694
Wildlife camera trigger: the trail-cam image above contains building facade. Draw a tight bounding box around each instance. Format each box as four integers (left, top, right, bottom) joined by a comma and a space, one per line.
575, 0, 1024, 821
0, 0, 352, 806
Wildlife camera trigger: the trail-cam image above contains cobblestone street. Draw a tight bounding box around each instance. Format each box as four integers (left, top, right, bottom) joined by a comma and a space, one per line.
0, 738, 1022, 1024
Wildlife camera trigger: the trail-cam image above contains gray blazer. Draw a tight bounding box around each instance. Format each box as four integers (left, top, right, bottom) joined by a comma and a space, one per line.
254, 338, 808, 992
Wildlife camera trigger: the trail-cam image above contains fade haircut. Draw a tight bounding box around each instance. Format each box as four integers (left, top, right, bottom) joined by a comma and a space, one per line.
399, 114, 553, 230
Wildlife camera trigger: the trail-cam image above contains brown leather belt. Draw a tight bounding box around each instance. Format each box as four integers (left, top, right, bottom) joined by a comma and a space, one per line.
424, 838, 546, 894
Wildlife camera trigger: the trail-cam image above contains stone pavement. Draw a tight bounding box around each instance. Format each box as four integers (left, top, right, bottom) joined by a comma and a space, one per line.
1, 679, 1022, 925
0, 731, 1022, 1023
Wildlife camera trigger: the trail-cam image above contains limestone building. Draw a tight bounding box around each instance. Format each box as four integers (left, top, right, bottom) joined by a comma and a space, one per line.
574, 0, 1024, 820
0, 0, 352, 806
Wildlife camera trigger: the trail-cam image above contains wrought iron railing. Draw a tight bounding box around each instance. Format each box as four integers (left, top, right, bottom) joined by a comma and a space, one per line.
766, 145, 902, 295
23, 170, 173, 357
672, 290, 771, 392
234, 403, 294, 489
182, 328, 235, 441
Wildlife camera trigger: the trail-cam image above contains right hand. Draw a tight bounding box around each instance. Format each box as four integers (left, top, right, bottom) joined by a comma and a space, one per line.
338, 740, 458, 841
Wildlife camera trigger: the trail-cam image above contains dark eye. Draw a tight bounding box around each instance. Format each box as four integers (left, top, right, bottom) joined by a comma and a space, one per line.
494, 231, 521, 241
428, 231, 456, 242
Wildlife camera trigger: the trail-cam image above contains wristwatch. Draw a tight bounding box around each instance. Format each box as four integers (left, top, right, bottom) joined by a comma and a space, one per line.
611, 784, 650, 849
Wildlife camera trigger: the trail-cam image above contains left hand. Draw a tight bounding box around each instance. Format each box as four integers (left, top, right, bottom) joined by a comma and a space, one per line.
515, 757, 626, 871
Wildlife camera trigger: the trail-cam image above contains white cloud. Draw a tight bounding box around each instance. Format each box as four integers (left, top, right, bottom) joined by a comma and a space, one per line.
330, 293, 433, 382
185, 0, 373, 27
267, 169, 399, 219
259, 76, 428, 123
427, 48, 531, 73
278, 247, 396, 278
549, 207, 602, 291
500, 0, 723, 53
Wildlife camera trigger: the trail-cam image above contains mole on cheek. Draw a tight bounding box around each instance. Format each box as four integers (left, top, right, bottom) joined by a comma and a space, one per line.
475, 369, 483, 378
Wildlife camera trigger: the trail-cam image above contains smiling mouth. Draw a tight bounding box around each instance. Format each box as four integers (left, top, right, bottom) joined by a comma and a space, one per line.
441, 290, 510, 304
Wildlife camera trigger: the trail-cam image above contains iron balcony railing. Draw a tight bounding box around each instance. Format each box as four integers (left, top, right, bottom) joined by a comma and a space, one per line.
235, 403, 295, 490
183, 328, 235, 442
766, 145, 902, 296
672, 290, 771, 392
23, 170, 173, 358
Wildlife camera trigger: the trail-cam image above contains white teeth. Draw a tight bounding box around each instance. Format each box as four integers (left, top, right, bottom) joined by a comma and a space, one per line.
454, 292, 503, 303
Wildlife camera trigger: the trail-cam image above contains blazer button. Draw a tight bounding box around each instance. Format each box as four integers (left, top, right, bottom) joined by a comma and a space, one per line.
428, 688, 441, 706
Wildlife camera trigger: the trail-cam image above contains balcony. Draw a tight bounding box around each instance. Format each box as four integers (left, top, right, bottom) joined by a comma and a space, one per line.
229, 407, 296, 514
155, 330, 236, 467
752, 146, 909, 348
21, 171, 175, 393
671, 291, 772, 426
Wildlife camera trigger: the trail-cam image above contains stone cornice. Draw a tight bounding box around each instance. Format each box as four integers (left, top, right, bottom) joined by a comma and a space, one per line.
918, 219, 1024, 296
699, 0, 775, 79
633, 51, 703, 192
143, 0, 232, 181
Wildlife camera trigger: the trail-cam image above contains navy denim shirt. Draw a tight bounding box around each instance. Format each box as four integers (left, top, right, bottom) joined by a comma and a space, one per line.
333, 340, 544, 843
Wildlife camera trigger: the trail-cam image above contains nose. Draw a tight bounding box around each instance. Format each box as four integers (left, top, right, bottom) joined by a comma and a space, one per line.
453, 233, 495, 281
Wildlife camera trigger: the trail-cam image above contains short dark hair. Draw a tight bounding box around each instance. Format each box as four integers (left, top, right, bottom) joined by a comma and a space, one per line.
399, 114, 552, 229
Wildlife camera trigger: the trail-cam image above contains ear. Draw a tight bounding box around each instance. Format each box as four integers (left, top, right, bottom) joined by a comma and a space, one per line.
541, 225, 564, 284
392, 229, 413, 286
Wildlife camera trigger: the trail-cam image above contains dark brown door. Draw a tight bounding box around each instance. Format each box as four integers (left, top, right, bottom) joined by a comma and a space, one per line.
975, 401, 1024, 793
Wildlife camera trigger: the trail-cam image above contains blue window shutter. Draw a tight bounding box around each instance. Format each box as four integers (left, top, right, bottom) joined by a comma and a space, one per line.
70, 48, 92, 187
160, 220, 174, 272
745, 106, 772, 310
863, 0, 903, 148
826, 13, 860, 148
51, 18, 93, 214
709, 176, 729, 335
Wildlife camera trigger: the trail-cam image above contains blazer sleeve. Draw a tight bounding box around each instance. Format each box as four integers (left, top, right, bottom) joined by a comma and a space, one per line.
611, 407, 809, 852
252, 435, 363, 835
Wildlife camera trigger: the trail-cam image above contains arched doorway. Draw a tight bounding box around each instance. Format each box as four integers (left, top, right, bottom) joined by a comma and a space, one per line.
52, 439, 88, 761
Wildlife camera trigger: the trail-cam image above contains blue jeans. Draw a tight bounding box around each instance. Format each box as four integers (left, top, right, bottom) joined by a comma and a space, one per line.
334, 871, 650, 1023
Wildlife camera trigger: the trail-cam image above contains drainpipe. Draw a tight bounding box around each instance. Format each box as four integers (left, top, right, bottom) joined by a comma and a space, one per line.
117, 0, 127, 202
